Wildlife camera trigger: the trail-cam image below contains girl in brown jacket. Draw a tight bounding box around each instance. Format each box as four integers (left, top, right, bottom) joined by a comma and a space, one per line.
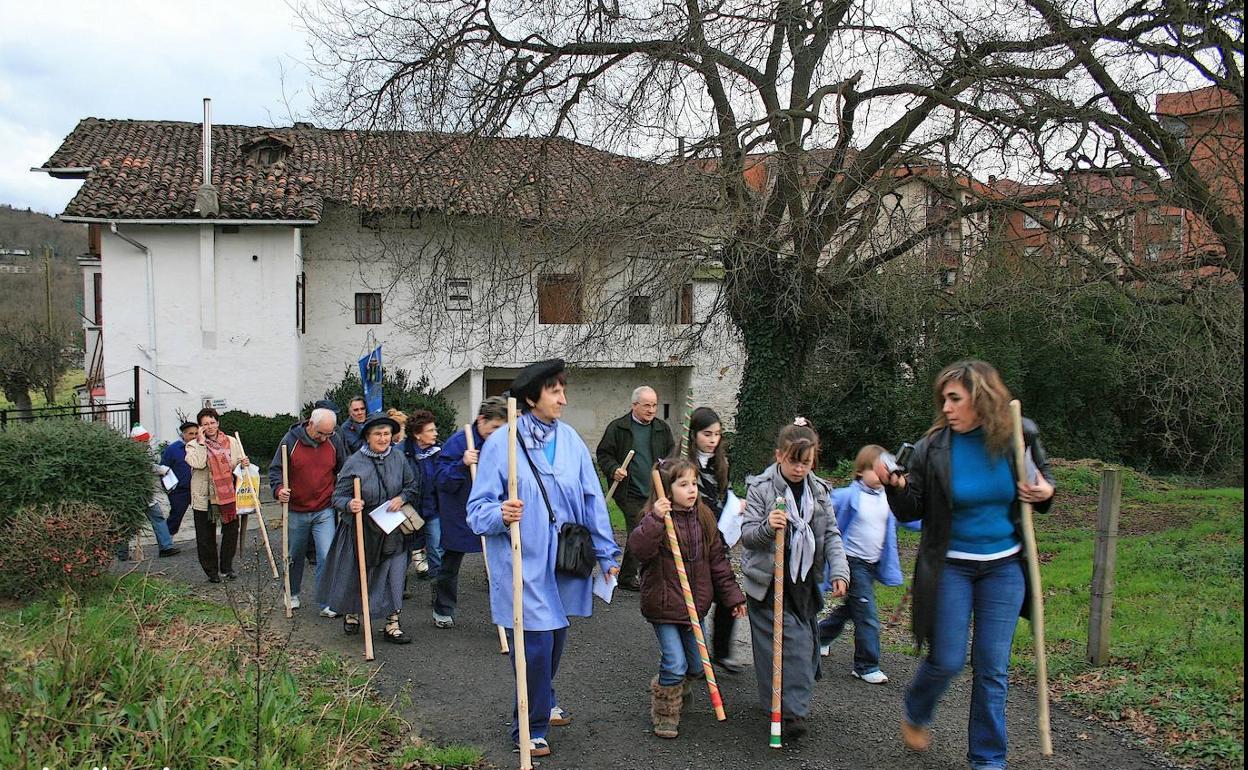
627, 458, 746, 738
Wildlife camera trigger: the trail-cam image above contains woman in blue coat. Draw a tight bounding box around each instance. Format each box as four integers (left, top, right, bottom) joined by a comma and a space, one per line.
431, 396, 508, 627
467, 359, 621, 758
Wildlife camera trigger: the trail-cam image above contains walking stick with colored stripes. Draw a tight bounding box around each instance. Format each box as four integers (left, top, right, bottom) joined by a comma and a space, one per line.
676, 388, 694, 454
770, 495, 786, 749
651, 466, 727, 721
507, 399, 532, 770
1010, 400, 1053, 755
466, 423, 509, 655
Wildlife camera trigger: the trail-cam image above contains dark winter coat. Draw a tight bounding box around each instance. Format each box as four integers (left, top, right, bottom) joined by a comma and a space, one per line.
331, 449, 420, 570
628, 502, 745, 626
884, 419, 1055, 653
595, 414, 676, 504
433, 424, 485, 554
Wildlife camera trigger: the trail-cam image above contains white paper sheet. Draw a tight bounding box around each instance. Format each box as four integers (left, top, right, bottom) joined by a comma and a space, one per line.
593, 570, 617, 604
368, 501, 406, 534
161, 467, 178, 492
717, 490, 744, 547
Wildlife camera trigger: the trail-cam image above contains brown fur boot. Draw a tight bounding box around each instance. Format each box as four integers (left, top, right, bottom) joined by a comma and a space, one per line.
650, 677, 684, 738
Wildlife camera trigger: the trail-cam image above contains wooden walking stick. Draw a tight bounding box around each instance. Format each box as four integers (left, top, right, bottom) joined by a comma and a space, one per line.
466, 423, 509, 655
507, 398, 532, 769
234, 433, 278, 579
651, 466, 727, 721
770, 495, 786, 749
677, 387, 694, 454
604, 449, 635, 501
353, 477, 375, 662
280, 444, 292, 618
1009, 400, 1053, 755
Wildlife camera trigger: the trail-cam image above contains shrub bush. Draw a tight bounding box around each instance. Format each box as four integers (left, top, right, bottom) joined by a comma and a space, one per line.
308, 367, 459, 441
217, 410, 299, 470
0, 502, 117, 598
0, 419, 150, 532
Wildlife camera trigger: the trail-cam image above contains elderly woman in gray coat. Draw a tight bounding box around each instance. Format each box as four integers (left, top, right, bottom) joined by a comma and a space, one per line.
321, 411, 420, 644
740, 419, 849, 741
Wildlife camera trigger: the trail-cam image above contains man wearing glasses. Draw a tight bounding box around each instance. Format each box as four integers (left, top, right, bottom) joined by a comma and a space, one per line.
270, 407, 349, 616
596, 386, 675, 591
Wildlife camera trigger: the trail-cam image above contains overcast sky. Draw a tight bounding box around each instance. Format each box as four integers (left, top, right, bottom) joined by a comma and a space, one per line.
0, 1, 313, 215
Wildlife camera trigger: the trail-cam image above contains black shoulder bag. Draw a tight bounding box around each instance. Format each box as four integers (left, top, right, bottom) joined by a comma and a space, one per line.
518, 441, 597, 578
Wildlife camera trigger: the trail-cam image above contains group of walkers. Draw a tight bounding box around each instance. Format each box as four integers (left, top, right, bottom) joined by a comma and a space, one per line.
136, 357, 1054, 770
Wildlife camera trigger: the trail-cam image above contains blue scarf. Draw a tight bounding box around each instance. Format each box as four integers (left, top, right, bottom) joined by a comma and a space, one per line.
519, 412, 557, 449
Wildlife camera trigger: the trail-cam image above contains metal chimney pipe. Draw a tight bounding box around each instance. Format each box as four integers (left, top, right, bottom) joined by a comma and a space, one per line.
202, 97, 212, 184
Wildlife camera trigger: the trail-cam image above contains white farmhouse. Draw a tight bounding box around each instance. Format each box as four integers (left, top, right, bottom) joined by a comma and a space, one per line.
36, 103, 743, 443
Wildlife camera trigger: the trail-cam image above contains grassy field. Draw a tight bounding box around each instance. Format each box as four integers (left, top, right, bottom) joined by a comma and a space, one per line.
0, 368, 85, 410
0, 574, 484, 769
869, 462, 1244, 770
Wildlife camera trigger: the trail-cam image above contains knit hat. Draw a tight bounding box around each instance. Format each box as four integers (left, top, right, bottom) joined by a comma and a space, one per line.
129, 423, 151, 442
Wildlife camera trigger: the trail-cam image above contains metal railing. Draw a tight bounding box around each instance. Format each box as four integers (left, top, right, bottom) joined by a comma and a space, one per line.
0, 399, 136, 433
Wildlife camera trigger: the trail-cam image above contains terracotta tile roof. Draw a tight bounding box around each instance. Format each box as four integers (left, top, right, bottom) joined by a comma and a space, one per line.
1157, 86, 1239, 117
41, 118, 706, 223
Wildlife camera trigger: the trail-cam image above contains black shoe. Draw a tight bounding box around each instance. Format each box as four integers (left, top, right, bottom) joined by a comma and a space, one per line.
618, 577, 641, 592
343, 615, 360, 635
783, 716, 808, 740
208, 575, 222, 584
158, 547, 182, 558
223, 571, 238, 581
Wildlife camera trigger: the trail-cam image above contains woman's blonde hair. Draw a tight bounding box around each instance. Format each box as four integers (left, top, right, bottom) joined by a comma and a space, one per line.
929, 359, 1013, 455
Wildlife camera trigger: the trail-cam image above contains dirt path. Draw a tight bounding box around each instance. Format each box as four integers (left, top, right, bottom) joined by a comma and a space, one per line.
132, 509, 1171, 770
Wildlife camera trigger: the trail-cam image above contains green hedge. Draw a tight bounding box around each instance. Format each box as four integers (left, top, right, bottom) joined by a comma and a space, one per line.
307, 367, 458, 441
217, 411, 299, 471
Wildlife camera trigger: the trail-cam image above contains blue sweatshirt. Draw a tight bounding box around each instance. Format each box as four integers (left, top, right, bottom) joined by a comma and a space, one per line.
948, 428, 1019, 558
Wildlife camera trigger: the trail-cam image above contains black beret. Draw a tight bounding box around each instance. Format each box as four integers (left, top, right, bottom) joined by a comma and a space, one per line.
313, 399, 340, 417
509, 359, 566, 407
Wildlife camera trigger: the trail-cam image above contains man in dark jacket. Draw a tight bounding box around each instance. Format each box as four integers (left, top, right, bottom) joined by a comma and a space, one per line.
595, 385, 675, 590
160, 421, 198, 535
269, 407, 348, 616
342, 396, 368, 454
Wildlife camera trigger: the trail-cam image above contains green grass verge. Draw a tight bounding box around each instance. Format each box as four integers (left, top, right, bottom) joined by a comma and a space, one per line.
0, 574, 482, 769
872, 479, 1244, 770
394, 742, 484, 767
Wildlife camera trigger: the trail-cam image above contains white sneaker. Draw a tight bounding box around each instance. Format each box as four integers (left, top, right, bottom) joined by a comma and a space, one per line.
820, 643, 831, 657
319, 607, 340, 618
853, 669, 889, 684
433, 613, 454, 629
288, 595, 301, 610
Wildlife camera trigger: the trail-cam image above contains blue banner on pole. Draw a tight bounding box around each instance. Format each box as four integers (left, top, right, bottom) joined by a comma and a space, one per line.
359, 346, 383, 413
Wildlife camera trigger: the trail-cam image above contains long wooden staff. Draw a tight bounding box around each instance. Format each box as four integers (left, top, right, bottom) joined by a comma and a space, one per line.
651, 467, 726, 721
280, 444, 292, 618
677, 388, 694, 454
604, 449, 635, 500
1009, 400, 1053, 755
466, 423, 509, 655
234, 433, 278, 578
770, 495, 786, 749
353, 477, 375, 662
507, 399, 532, 770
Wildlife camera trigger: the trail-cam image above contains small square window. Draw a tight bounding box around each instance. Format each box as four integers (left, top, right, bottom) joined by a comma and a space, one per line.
537, 274, 583, 324
447, 278, 471, 311
628, 295, 652, 324
355, 292, 381, 324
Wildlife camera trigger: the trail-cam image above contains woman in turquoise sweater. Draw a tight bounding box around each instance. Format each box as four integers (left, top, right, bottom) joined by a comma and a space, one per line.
877, 360, 1054, 770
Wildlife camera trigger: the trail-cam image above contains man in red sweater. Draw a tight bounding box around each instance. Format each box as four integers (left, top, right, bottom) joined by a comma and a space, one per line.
270, 407, 348, 616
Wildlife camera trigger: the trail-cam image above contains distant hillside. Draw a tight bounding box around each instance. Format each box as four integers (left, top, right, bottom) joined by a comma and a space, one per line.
0, 204, 86, 259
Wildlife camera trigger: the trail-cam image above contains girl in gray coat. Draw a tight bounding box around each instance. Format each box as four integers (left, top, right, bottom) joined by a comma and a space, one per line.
740, 419, 850, 741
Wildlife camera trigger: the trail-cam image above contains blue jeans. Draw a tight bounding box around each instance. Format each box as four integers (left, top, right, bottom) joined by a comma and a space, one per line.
653, 621, 706, 686
421, 517, 443, 577
905, 556, 1025, 770
818, 556, 882, 674
286, 507, 335, 606
148, 502, 174, 551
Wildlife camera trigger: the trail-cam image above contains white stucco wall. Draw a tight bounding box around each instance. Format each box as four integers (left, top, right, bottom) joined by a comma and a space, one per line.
98, 224, 301, 441
300, 204, 743, 437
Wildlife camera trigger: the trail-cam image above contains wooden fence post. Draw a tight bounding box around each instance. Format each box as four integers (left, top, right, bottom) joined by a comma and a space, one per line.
1088, 468, 1122, 665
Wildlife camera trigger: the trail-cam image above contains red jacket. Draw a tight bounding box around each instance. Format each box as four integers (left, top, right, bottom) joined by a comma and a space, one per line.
628, 502, 745, 626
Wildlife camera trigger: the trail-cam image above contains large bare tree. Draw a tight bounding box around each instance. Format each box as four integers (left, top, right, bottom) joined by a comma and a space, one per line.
301, 0, 1242, 465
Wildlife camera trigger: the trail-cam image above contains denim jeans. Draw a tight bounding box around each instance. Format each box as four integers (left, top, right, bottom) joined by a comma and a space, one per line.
422, 517, 443, 577
904, 555, 1025, 770
147, 501, 174, 551
286, 507, 335, 606
653, 621, 706, 686
818, 556, 882, 674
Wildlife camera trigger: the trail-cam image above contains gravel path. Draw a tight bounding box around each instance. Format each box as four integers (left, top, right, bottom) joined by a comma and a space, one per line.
131, 506, 1170, 770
